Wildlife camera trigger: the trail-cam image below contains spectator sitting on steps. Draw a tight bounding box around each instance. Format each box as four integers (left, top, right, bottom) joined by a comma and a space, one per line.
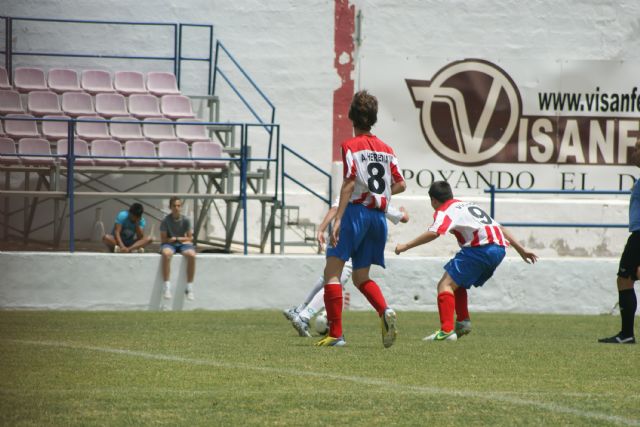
102, 203, 153, 253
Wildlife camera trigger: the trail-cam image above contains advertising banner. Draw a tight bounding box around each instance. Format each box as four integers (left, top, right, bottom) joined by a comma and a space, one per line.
361, 57, 639, 194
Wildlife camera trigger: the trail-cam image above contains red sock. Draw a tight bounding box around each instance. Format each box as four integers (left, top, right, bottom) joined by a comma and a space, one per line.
358, 279, 387, 316
324, 283, 343, 338
437, 291, 455, 333
454, 288, 470, 321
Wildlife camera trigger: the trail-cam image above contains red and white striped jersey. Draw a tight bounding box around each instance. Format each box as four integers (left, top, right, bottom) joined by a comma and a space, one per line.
342, 134, 403, 212
428, 199, 509, 248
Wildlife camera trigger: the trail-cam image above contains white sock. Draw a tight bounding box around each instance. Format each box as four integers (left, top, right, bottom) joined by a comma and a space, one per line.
302, 276, 325, 305
299, 287, 325, 321
164, 281, 171, 290
186, 282, 194, 292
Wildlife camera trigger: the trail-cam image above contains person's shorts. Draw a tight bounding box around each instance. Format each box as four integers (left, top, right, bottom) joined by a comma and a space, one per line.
618, 231, 640, 280
444, 244, 506, 289
160, 243, 196, 254
108, 231, 137, 248
326, 203, 387, 270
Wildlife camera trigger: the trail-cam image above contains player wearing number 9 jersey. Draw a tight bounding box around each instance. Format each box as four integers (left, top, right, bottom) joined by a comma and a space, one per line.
395, 181, 538, 342
315, 90, 406, 348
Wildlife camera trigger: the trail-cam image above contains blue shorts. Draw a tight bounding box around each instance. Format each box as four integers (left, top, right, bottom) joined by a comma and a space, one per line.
326, 203, 387, 270
444, 244, 506, 289
161, 243, 196, 254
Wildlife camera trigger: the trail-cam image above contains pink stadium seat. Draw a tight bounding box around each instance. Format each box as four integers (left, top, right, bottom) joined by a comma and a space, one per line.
147, 72, 180, 96
114, 71, 147, 95
0, 67, 11, 90
95, 93, 128, 117
0, 90, 25, 114
14, 67, 47, 93
42, 115, 71, 141
56, 138, 93, 166
143, 118, 176, 142
128, 94, 163, 119
175, 118, 209, 142
81, 70, 114, 94
0, 137, 19, 164
161, 95, 194, 119
4, 114, 40, 138
48, 69, 81, 93
27, 91, 62, 116
76, 116, 110, 140
18, 138, 55, 165
191, 141, 227, 169
62, 92, 95, 116
158, 140, 194, 168
91, 139, 126, 166
124, 140, 161, 167
109, 116, 143, 141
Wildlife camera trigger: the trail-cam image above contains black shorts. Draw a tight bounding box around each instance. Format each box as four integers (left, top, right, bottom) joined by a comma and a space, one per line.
618, 231, 640, 280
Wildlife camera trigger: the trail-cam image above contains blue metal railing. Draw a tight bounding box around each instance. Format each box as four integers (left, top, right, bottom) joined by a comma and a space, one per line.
212, 40, 278, 197
280, 144, 332, 253
0, 16, 214, 91
484, 185, 632, 229
0, 116, 280, 254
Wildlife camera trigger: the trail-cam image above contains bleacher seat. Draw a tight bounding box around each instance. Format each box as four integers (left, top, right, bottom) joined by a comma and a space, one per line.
62, 92, 95, 116
158, 140, 194, 168
0, 90, 25, 114
0, 137, 19, 164
76, 116, 110, 140
81, 70, 115, 94
95, 93, 128, 117
14, 67, 47, 92
4, 114, 40, 139
124, 140, 161, 167
56, 138, 93, 166
110, 116, 143, 141
175, 118, 209, 142
0, 119, 4, 136
18, 138, 55, 165
161, 95, 195, 119
27, 91, 62, 116
48, 69, 82, 93
114, 71, 146, 95
91, 139, 126, 166
0, 67, 11, 90
192, 141, 227, 169
147, 72, 180, 96
129, 94, 163, 118
42, 115, 70, 141
143, 118, 176, 142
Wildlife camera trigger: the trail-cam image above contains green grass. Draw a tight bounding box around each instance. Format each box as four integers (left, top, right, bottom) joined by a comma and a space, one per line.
0, 310, 638, 426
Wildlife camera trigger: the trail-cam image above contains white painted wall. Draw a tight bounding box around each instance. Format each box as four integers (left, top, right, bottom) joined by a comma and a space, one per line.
1, 0, 637, 256
0, 252, 624, 315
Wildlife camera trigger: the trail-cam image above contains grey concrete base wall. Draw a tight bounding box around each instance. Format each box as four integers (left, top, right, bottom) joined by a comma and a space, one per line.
0, 253, 625, 315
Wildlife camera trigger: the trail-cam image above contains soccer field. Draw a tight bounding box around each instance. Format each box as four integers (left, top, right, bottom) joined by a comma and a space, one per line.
0, 310, 638, 426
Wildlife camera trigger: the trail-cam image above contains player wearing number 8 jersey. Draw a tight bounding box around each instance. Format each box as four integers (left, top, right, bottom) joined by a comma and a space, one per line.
316, 90, 406, 348
395, 181, 538, 342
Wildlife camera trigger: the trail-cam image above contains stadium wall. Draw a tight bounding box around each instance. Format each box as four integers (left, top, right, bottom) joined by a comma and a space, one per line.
0, 252, 619, 314
2, 0, 638, 256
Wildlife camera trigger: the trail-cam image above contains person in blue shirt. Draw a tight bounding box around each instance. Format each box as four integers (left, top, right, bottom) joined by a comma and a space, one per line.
102, 203, 153, 253
599, 140, 640, 344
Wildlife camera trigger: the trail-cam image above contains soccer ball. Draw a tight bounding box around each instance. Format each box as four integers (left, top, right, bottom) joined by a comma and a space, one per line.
314, 312, 329, 335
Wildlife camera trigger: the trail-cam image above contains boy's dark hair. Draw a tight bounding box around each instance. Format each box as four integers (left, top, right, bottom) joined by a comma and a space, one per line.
129, 203, 144, 217
348, 90, 378, 131
169, 196, 181, 208
428, 181, 454, 203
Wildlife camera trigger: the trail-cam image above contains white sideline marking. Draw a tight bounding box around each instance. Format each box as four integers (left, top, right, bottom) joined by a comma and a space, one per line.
9, 339, 640, 426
